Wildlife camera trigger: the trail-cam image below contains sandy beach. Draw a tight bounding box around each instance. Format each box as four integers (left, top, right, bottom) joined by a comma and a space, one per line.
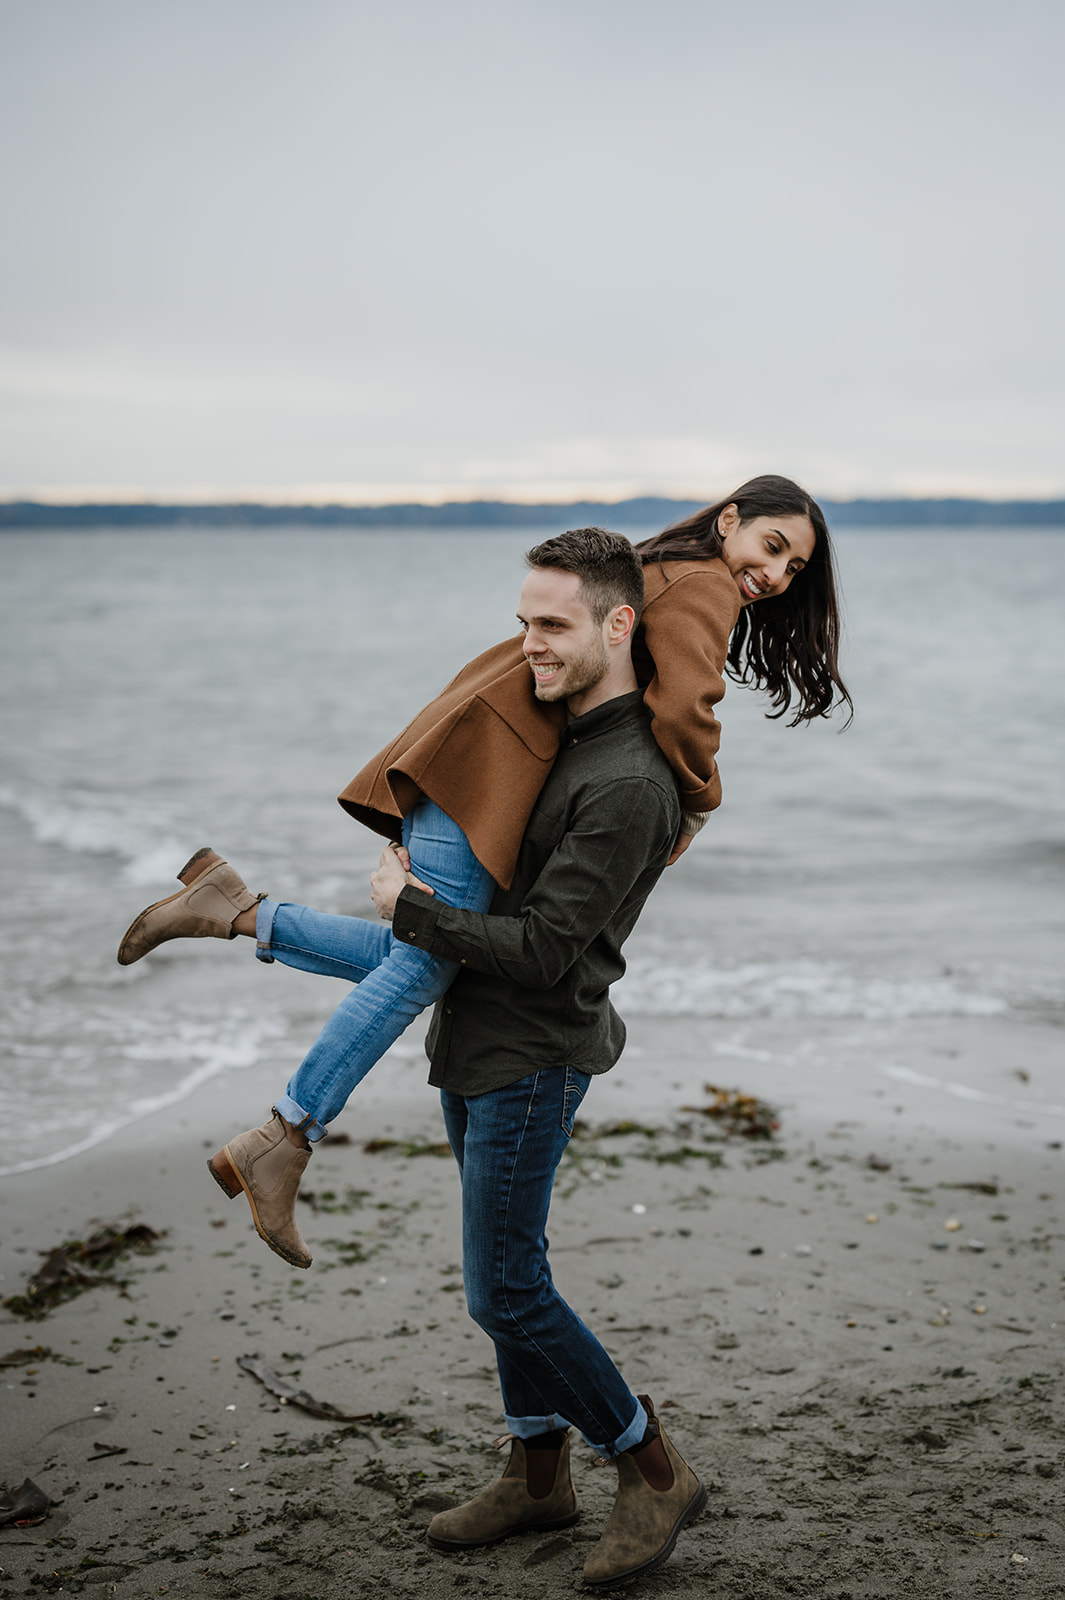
4, 0, 1065, 1585
2, 1016, 1062, 1600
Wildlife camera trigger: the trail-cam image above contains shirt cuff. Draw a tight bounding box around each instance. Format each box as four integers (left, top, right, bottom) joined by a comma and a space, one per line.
679, 809, 711, 837
392, 884, 441, 948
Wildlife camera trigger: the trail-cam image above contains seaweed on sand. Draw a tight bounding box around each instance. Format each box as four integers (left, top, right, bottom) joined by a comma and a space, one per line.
361, 1138, 452, 1158
2, 1222, 163, 1319
682, 1084, 780, 1139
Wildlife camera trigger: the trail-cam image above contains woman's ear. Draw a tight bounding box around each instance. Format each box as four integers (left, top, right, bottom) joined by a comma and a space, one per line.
717, 502, 740, 540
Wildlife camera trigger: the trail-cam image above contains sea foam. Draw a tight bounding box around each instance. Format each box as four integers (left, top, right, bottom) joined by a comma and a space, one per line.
616, 951, 1008, 1022
0, 784, 188, 885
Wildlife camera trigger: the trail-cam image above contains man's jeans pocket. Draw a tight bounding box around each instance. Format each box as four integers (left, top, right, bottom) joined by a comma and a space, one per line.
561, 1066, 592, 1137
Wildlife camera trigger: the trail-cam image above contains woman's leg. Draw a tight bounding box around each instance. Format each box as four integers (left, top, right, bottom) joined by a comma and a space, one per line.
252, 896, 394, 981
441, 1072, 646, 1457
267, 799, 496, 1140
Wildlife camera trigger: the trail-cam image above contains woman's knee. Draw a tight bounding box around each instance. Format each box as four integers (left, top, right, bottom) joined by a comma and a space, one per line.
386, 944, 456, 1008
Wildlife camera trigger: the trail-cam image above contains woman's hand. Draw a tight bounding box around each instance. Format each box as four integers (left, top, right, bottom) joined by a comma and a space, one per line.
666, 831, 695, 866
370, 843, 434, 920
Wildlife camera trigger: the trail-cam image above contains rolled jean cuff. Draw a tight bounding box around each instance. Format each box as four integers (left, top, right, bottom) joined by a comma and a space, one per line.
505, 1398, 647, 1457
609, 1397, 649, 1457
504, 1411, 571, 1441
272, 1093, 328, 1144
254, 897, 281, 963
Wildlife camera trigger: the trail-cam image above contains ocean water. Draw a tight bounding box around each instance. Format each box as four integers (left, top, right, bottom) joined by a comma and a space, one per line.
1, 526, 1062, 1175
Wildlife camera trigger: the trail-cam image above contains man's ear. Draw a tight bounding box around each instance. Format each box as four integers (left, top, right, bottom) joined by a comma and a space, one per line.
606, 604, 637, 645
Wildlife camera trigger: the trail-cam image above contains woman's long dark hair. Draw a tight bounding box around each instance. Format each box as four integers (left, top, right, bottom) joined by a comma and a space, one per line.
636, 474, 852, 726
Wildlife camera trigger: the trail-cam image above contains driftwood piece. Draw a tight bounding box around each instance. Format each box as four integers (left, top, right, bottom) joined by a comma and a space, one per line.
236, 1354, 377, 1421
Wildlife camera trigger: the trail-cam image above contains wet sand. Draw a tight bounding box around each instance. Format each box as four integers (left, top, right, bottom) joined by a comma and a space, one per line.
2, 1060, 1062, 1599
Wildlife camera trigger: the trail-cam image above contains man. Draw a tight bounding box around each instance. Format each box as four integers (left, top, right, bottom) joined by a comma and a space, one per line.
369, 528, 706, 1587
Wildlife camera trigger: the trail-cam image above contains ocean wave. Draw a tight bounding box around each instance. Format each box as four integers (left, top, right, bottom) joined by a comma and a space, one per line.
0, 784, 187, 885
0, 1010, 286, 1179
616, 953, 1008, 1021
880, 1064, 1065, 1118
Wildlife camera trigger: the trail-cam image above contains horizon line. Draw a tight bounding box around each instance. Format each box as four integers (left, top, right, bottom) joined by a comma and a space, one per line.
4, 490, 1065, 510
4, 494, 1065, 532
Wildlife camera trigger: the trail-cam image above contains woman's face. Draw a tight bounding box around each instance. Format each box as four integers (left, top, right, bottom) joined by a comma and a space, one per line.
718, 505, 816, 605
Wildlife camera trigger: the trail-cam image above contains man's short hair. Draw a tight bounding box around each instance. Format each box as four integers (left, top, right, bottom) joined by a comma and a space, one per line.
524, 527, 644, 625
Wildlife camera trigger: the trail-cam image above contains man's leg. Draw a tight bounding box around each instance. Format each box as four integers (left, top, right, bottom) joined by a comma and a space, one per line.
425, 1076, 590, 1549
444, 1070, 644, 1452
431, 1071, 705, 1580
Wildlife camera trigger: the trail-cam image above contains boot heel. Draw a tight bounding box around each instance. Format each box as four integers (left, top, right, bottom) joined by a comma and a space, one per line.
207, 1148, 242, 1199
178, 847, 222, 885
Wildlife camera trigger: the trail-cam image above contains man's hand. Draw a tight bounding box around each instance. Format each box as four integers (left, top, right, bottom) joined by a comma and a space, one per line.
370, 843, 434, 921
666, 831, 695, 867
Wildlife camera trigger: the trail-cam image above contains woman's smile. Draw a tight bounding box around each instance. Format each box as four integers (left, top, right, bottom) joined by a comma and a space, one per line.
719, 509, 817, 606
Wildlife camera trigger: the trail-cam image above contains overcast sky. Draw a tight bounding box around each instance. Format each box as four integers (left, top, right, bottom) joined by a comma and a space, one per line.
2, 0, 1062, 503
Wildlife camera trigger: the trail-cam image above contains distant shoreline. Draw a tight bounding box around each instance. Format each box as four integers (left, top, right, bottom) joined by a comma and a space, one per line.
2, 495, 1064, 529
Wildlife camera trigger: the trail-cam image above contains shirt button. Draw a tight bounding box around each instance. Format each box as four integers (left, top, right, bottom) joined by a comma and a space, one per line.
406, 931, 416, 939
460, 958, 466, 964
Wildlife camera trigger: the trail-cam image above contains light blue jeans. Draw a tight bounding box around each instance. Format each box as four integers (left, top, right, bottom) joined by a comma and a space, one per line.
255, 797, 496, 1141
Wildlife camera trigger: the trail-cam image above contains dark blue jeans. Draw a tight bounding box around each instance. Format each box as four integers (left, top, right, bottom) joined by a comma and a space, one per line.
440, 1068, 647, 1457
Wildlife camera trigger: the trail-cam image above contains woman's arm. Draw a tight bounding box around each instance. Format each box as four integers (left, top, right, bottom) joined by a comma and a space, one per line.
638, 560, 742, 825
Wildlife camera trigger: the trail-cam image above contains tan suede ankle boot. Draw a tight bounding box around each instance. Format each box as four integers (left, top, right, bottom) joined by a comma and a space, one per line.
117, 848, 264, 966
207, 1111, 313, 1269
583, 1397, 706, 1585
427, 1433, 579, 1550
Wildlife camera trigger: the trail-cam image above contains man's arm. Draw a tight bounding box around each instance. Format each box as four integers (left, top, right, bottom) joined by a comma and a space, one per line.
376, 778, 676, 990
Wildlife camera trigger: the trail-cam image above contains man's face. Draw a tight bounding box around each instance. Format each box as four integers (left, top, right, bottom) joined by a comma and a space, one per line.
517, 567, 611, 708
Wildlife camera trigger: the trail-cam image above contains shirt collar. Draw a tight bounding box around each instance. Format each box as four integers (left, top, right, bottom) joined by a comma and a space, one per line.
561, 689, 648, 747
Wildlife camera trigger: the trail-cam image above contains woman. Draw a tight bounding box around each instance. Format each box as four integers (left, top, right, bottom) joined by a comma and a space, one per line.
117, 475, 850, 1267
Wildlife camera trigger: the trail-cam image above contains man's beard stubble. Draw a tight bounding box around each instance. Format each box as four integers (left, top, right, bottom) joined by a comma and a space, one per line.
531, 636, 610, 703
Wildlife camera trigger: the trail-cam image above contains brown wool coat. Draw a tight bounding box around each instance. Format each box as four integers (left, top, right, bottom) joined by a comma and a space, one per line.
337, 556, 742, 888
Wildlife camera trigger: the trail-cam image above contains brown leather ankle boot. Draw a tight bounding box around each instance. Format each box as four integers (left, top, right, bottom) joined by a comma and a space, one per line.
583, 1397, 706, 1585
208, 1111, 313, 1269
117, 848, 264, 966
427, 1431, 579, 1550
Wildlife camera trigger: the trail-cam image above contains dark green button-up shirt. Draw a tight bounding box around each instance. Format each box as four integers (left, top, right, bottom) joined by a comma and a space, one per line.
392, 690, 680, 1096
